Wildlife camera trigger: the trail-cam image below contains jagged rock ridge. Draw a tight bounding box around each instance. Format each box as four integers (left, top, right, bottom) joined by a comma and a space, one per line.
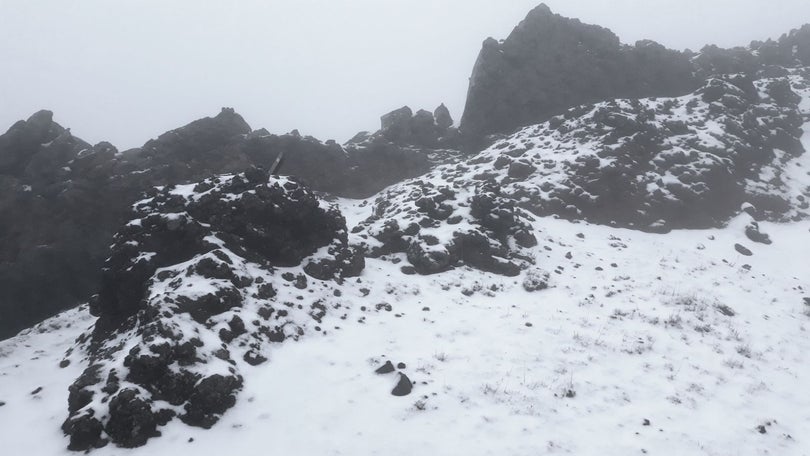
460, 3, 810, 138
0, 108, 428, 339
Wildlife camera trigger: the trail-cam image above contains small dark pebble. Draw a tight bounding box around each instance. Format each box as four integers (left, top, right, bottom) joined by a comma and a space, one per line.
375, 361, 395, 374
422, 307, 430, 311
525, 322, 533, 327
757, 425, 767, 434
734, 243, 753, 256
30, 387, 43, 395
0, 401, 5, 407
397, 362, 406, 369
565, 252, 573, 260
188, 438, 194, 443
643, 419, 651, 426
59, 359, 70, 368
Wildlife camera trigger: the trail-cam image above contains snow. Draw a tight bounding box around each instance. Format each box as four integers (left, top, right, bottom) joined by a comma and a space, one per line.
1, 210, 809, 455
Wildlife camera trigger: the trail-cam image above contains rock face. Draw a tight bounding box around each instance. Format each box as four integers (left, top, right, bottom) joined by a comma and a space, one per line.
0, 111, 130, 340
63, 171, 362, 450
460, 4, 810, 139
0, 108, 427, 339
460, 4, 696, 137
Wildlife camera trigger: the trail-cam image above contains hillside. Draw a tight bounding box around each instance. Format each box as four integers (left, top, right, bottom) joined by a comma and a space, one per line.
0, 3, 809, 456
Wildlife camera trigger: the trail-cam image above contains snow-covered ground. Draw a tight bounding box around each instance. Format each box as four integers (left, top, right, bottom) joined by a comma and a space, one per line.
1, 209, 808, 455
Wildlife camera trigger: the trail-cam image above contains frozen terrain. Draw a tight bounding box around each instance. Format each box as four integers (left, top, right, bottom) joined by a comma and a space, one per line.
1, 206, 808, 455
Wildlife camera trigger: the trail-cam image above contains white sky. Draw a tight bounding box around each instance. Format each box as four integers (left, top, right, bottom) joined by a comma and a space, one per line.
1, 0, 809, 149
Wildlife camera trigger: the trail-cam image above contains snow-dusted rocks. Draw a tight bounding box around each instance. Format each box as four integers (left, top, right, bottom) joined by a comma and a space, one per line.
454, 71, 810, 231
61, 170, 363, 450
353, 177, 538, 276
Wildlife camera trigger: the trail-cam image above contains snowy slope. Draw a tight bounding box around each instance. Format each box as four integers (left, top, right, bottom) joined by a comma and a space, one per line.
1, 207, 808, 455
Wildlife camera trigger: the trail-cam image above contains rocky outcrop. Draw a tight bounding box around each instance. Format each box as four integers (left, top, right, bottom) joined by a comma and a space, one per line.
460, 4, 810, 139
454, 70, 810, 231
460, 4, 696, 137
63, 171, 362, 450
349, 104, 460, 150
0, 111, 130, 340
353, 178, 538, 277
121, 108, 431, 199
694, 24, 810, 79
241, 130, 431, 198
0, 108, 429, 340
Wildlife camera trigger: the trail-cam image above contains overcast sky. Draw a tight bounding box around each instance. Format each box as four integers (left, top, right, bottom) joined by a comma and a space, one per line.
2, 0, 809, 149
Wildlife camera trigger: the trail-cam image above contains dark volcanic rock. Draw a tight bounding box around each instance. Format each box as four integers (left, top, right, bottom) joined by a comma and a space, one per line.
92, 171, 356, 330
105, 389, 159, 448
181, 375, 242, 428
460, 4, 696, 137
351, 104, 460, 150
63, 171, 360, 450
355, 178, 536, 276
240, 127, 432, 198
1, 107, 426, 340
745, 222, 773, 245
435, 103, 454, 129
460, 4, 810, 139
735, 243, 754, 256
0, 111, 128, 340
375, 360, 396, 374
391, 373, 413, 396
451, 71, 810, 231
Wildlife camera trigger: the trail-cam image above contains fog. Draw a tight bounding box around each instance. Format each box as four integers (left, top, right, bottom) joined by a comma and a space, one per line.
1, 0, 808, 149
